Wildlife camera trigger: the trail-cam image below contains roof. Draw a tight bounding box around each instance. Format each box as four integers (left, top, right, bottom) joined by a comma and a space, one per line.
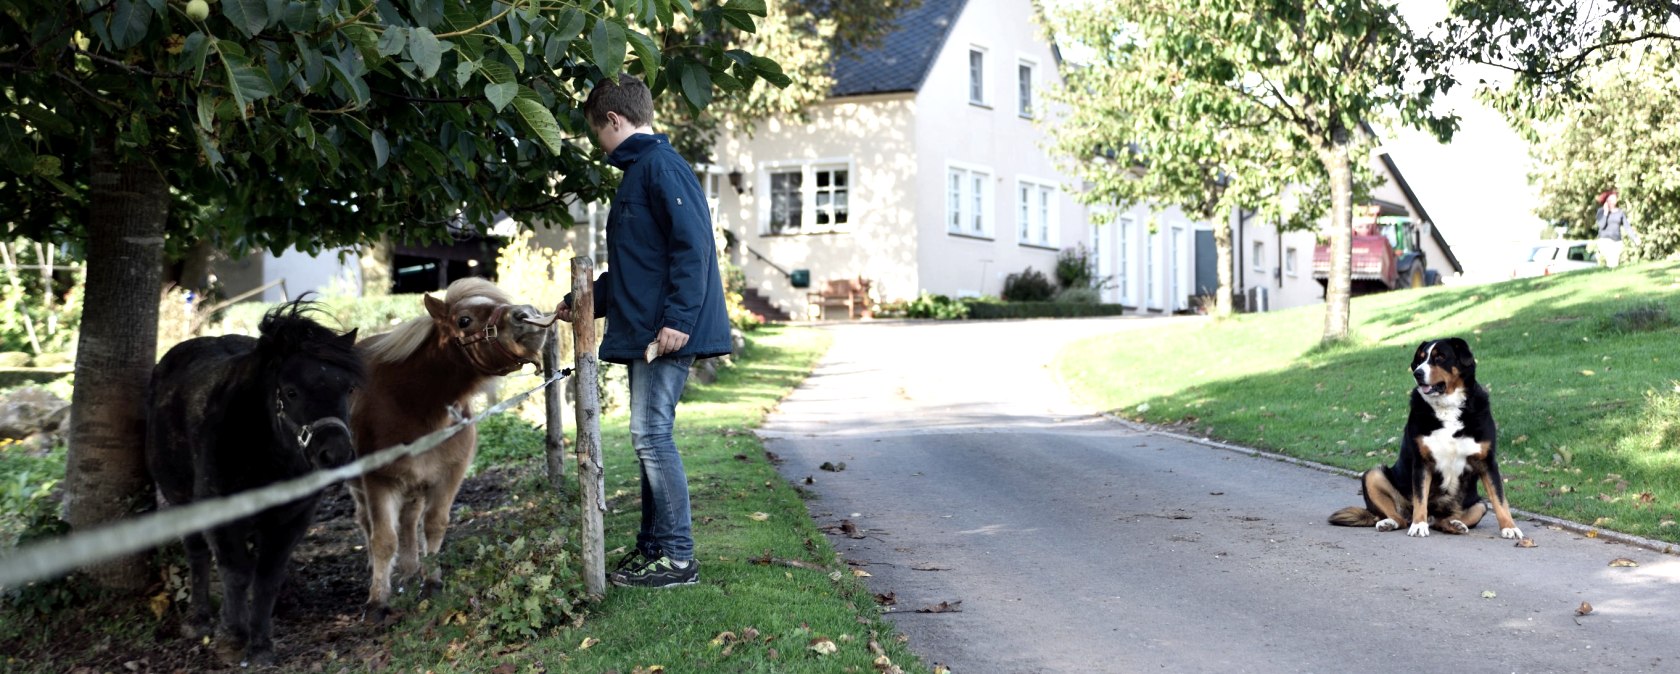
1377, 153, 1463, 274
829, 0, 969, 98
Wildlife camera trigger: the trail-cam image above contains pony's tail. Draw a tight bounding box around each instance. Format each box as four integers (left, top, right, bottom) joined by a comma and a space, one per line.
1328, 507, 1378, 527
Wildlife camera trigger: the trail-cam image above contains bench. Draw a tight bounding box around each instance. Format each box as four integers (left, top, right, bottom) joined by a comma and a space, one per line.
807, 278, 872, 320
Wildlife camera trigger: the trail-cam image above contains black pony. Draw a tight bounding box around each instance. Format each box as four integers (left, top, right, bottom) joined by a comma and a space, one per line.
145, 298, 362, 666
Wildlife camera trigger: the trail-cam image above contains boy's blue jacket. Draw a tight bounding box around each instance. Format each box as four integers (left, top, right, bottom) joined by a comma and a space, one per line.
583, 133, 733, 364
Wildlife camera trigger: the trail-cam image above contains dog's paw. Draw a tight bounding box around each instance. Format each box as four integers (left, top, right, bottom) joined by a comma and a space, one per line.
1447, 520, 1470, 534
1375, 518, 1399, 532
1407, 521, 1431, 537
1501, 526, 1524, 540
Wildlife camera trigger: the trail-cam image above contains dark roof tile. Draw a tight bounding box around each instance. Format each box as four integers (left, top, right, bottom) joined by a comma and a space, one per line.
830, 0, 968, 97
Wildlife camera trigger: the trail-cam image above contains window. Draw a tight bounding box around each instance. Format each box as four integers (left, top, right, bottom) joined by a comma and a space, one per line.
762, 161, 851, 235
947, 165, 993, 237
1146, 230, 1161, 309
1016, 179, 1056, 246
1018, 61, 1034, 117
968, 48, 986, 105
1285, 246, 1298, 276
1252, 240, 1265, 272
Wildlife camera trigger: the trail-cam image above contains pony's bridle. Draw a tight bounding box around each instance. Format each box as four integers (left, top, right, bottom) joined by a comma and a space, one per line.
274, 392, 353, 450
454, 304, 540, 376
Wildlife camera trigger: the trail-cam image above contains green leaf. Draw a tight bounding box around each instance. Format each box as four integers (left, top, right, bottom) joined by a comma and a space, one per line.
553, 9, 588, 44
485, 81, 517, 113
750, 55, 789, 87
408, 27, 443, 80
455, 60, 476, 87
590, 18, 627, 78
626, 29, 661, 71
195, 93, 214, 131
511, 98, 565, 155
223, 0, 271, 38
655, 0, 672, 27
671, 0, 693, 19
107, 0, 153, 50
478, 60, 515, 84
722, 0, 765, 14
295, 33, 325, 89
371, 129, 389, 168
377, 26, 408, 57
720, 8, 755, 33
220, 52, 275, 116
497, 38, 526, 72
281, 1, 313, 31
679, 59, 711, 110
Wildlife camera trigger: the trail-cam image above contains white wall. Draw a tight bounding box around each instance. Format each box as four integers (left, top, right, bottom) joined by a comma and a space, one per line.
1094, 203, 1199, 312
265, 247, 362, 302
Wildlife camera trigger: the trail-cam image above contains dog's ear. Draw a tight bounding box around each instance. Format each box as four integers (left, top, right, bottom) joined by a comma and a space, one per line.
1448, 337, 1475, 371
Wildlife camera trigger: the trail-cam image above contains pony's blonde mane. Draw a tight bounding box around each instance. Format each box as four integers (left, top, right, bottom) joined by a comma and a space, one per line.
361, 278, 515, 365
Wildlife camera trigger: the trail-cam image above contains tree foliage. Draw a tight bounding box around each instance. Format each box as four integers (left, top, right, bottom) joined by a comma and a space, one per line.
1531, 54, 1680, 260
1, 0, 790, 253
1044, 0, 1453, 334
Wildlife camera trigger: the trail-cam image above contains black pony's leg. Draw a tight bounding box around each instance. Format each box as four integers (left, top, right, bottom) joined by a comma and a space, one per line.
181, 532, 217, 638
244, 521, 308, 666
206, 527, 255, 656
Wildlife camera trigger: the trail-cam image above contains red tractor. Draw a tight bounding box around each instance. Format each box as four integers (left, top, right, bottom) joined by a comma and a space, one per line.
1312, 203, 1435, 295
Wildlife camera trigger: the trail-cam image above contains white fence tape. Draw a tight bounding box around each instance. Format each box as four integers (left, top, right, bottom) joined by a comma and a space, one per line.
0, 369, 570, 589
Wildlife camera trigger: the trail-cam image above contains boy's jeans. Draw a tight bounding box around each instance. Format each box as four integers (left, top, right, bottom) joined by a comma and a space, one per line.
628, 354, 696, 561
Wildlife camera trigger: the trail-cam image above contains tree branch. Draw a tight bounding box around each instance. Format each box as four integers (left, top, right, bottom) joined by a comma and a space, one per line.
435, 0, 522, 39
72, 48, 192, 80
372, 88, 482, 104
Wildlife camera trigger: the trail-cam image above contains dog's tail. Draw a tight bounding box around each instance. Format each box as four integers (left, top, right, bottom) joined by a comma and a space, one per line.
1328, 506, 1379, 527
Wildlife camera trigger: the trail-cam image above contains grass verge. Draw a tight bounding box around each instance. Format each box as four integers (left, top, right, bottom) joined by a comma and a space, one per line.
382, 324, 924, 673
1057, 261, 1680, 544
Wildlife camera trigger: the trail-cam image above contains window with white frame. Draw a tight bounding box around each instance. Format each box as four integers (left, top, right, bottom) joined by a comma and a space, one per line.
1016, 179, 1056, 246
1252, 240, 1265, 272
763, 161, 850, 235
1118, 215, 1134, 304
1285, 246, 1298, 276
1017, 60, 1035, 117
947, 165, 992, 237
968, 47, 987, 105
1147, 230, 1161, 309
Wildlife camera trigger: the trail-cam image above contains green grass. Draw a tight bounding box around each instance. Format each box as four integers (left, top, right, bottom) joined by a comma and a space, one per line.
383, 325, 925, 673
1057, 261, 1680, 543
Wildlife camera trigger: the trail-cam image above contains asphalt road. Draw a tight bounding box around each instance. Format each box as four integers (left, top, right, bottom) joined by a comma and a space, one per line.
759, 318, 1680, 674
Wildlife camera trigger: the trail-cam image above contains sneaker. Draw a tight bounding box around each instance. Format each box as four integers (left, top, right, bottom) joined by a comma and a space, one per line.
611, 547, 658, 576
609, 556, 698, 588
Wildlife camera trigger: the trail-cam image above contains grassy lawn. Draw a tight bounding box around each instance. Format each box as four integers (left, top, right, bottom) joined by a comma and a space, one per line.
382, 324, 924, 673
1057, 261, 1680, 544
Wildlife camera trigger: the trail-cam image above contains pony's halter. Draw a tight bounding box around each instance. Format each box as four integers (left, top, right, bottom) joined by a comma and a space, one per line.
454, 304, 539, 376
274, 392, 352, 450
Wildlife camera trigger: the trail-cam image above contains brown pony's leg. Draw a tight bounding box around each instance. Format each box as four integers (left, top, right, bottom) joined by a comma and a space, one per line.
363, 485, 402, 623
348, 481, 372, 545
420, 450, 473, 597
395, 497, 425, 583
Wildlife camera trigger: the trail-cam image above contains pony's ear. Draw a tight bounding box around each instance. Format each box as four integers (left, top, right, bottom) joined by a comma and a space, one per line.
423, 294, 449, 323
338, 328, 358, 346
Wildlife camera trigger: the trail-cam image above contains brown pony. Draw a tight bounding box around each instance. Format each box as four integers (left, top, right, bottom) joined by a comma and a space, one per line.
349, 278, 550, 621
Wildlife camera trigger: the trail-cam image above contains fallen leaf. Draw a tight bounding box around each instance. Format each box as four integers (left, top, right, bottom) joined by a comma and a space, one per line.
1581, 370, 1595, 376
868, 638, 886, 657
933, 664, 952, 674
149, 592, 170, 620
911, 564, 951, 571
1585, 530, 1599, 538
804, 476, 815, 485
629, 666, 665, 674
1512, 434, 1529, 445
579, 637, 600, 650
1576, 601, 1593, 616
710, 631, 737, 647
733, 454, 749, 461
1608, 557, 1639, 567
808, 637, 838, 655
749, 512, 770, 521
491, 664, 517, 674
1515, 538, 1538, 548
873, 592, 897, 606
820, 461, 847, 472
1480, 590, 1497, 599
873, 655, 904, 673
916, 600, 963, 613
764, 451, 783, 464
852, 568, 872, 577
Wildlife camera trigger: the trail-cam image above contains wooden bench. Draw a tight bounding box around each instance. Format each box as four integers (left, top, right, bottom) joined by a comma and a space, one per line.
807, 278, 872, 320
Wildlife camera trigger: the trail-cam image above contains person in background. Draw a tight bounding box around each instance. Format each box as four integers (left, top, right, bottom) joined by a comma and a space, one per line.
1594, 189, 1633, 268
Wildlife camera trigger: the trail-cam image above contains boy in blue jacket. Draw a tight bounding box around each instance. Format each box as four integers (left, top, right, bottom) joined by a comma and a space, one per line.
557, 74, 733, 588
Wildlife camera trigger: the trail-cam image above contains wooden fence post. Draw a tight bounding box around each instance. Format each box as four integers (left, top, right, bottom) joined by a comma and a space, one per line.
570, 256, 607, 598
542, 329, 565, 493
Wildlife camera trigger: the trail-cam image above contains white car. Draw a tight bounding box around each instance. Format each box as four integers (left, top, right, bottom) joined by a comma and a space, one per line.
1511, 240, 1599, 279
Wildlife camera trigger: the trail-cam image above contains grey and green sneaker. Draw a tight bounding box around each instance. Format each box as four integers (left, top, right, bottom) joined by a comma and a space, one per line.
609, 556, 698, 588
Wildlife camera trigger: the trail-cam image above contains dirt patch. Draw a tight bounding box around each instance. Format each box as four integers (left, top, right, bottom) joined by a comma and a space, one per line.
9, 469, 520, 673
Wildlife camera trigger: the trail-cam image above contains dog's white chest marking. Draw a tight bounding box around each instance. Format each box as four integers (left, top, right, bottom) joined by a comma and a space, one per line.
1422, 389, 1478, 494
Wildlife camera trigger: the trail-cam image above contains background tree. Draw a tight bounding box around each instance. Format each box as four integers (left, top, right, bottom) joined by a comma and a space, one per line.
1043, 0, 1453, 341
1, 0, 786, 589
1530, 54, 1680, 259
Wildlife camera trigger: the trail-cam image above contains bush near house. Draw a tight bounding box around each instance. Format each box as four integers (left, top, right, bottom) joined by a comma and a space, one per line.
966, 300, 1128, 320
1002, 266, 1057, 301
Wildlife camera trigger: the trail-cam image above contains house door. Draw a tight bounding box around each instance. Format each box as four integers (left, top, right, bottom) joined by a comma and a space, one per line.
1172, 226, 1188, 311
1091, 220, 1113, 303
1146, 230, 1162, 311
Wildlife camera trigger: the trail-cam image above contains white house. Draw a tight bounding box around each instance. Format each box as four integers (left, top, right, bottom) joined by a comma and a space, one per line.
709, 0, 1107, 318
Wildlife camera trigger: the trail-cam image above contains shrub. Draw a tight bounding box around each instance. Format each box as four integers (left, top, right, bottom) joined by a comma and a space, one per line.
964, 302, 1127, 320
1055, 243, 1096, 290
1053, 287, 1101, 304
905, 293, 970, 320
1002, 267, 1055, 302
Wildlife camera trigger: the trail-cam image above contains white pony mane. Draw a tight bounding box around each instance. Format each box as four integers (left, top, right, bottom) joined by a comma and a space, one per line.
360, 278, 514, 365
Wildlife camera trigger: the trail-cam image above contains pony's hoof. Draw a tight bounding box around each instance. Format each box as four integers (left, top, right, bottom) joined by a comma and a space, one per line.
421, 579, 444, 599
243, 644, 278, 668
362, 603, 398, 626
213, 636, 247, 665
181, 615, 215, 640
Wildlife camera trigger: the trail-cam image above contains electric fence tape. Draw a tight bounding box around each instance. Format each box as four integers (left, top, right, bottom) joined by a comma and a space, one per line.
0, 368, 572, 589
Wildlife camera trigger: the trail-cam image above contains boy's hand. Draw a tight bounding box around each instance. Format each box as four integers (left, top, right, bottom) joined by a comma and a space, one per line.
554, 301, 574, 323
655, 327, 689, 356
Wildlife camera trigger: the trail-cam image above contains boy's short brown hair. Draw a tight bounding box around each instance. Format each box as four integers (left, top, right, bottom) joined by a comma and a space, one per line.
584, 74, 653, 128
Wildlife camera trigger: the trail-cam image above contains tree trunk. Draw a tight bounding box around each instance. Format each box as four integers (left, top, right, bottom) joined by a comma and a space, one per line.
63, 144, 168, 591
360, 235, 393, 297
1213, 208, 1234, 317
1321, 130, 1355, 343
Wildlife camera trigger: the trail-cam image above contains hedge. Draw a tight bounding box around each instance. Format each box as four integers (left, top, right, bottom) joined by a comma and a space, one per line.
963, 302, 1129, 320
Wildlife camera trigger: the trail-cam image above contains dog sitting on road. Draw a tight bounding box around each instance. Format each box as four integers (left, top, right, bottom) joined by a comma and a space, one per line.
1330, 338, 1524, 539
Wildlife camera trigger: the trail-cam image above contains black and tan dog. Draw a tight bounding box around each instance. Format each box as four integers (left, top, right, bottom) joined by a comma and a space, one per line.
1330, 338, 1524, 539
